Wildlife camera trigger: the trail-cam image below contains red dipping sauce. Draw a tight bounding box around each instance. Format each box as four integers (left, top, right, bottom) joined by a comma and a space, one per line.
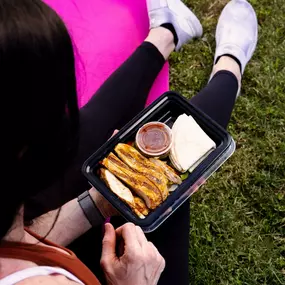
136, 122, 172, 157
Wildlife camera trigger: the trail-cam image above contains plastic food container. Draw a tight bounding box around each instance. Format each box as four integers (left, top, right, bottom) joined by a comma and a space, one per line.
82, 92, 236, 232
136, 122, 172, 157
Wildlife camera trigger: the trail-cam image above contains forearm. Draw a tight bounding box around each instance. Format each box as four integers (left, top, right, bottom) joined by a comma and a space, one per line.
27, 188, 107, 246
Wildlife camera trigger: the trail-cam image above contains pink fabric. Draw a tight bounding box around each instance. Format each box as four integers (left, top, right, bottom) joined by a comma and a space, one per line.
44, 0, 169, 108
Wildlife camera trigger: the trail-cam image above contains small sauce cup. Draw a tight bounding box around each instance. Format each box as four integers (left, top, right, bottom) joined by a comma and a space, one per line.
136, 122, 172, 157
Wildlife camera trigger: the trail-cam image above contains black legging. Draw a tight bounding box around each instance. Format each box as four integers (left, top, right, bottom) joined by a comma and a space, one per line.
25, 42, 238, 285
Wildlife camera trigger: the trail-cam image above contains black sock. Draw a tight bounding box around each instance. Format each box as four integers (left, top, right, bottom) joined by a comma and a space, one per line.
215, 54, 242, 73
161, 23, 178, 46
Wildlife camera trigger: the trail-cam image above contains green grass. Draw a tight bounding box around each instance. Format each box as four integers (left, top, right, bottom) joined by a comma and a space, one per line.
169, 0, 285, 284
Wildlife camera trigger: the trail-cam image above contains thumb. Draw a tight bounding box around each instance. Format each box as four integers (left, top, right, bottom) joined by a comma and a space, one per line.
101, 223, 117, 262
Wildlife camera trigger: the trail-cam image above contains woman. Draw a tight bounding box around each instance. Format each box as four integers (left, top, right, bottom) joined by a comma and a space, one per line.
0, 0, 258, 284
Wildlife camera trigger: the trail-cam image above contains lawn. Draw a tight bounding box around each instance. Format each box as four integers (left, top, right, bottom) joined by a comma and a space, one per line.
169, 0, 285, 284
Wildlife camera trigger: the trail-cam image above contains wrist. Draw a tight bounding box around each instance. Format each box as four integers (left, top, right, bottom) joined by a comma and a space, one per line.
89, 188, 108, 219
89, 188, 118, 218
78, 190, 105, 227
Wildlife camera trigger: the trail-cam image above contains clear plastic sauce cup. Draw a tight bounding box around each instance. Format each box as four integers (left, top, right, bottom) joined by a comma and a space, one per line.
135, 122, 172, 157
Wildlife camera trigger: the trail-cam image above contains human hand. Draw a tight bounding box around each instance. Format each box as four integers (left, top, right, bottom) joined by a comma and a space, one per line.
101, 223, 165, 285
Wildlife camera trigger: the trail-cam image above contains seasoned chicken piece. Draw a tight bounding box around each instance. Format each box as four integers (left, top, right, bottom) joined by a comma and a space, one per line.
149, 158, 182, 185
100, 168, 135, 206
134, 196, 149, 216
100, 169, 147, 219
133, 209, 146, 219
102, 153, 162, 209
115, 143, 169, 200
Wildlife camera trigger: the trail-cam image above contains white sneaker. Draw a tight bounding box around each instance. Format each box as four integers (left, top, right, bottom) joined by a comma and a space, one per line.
214, 0, 258, 74
146, 0, 203, 51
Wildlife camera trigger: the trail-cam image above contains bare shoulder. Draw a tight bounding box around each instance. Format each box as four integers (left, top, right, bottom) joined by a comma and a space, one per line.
16, 275, 81, 285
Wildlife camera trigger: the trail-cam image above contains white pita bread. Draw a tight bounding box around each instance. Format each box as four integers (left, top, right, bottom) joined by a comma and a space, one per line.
170, 114, 216, 172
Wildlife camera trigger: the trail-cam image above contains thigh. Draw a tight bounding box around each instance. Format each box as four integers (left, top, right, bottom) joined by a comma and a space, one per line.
147, 202, 190, 285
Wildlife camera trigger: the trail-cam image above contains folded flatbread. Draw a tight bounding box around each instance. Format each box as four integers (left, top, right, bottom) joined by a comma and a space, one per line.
169, 114, 216, 173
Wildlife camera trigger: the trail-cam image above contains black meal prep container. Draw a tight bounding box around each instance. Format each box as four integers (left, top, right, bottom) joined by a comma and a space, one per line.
82, 92, 236, 232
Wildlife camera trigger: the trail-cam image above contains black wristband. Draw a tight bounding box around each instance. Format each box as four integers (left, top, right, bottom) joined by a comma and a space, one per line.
78, 191, 105, 227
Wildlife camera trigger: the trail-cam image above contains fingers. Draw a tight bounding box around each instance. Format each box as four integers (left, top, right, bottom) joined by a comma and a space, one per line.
101, 223, 117, 265
135, 225, 148, 247
114, 223, 165, 284
116, 223, 141, 251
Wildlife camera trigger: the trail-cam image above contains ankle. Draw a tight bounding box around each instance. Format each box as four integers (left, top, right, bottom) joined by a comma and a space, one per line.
212, 56, 242, 85
145, 27, 175, 60
160, 23, 178, 46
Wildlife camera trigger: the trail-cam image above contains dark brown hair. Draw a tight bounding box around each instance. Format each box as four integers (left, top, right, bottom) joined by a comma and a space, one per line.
0, 0, 79, 239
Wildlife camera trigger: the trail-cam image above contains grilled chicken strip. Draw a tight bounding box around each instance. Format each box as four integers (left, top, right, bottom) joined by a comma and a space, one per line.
102, 153, 162, 209
114, 143, 169, 200
134, 196, 149, 216
100, 168, 134, 206
100, 169, 147, 219
149, 158, 182, 185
